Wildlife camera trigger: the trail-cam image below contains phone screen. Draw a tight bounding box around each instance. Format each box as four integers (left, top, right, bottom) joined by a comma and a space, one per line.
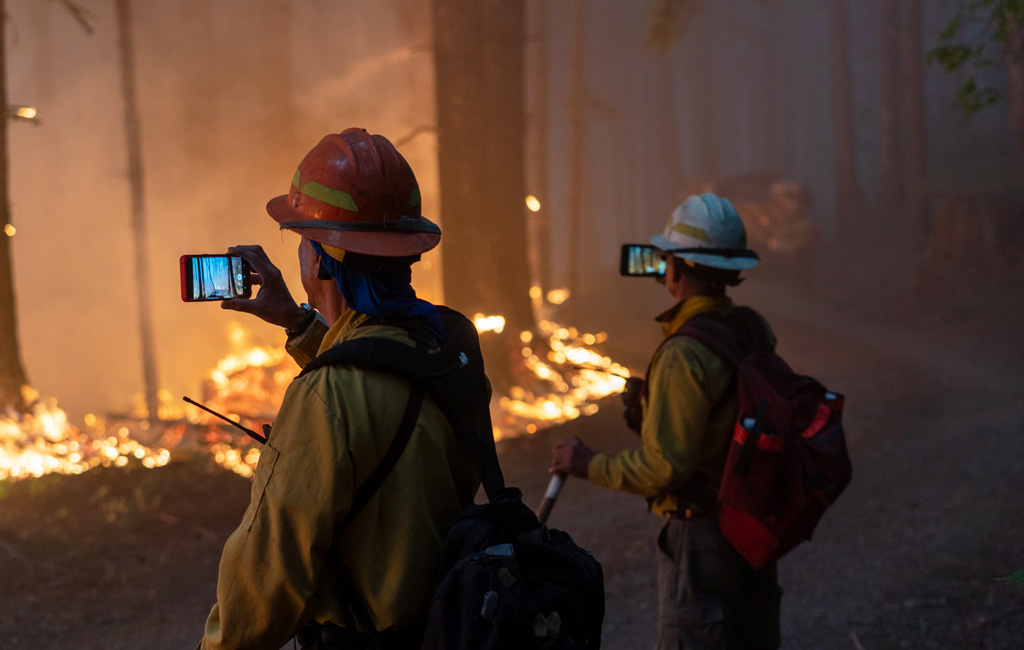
619, 244, 665, 277
180, 254, 252, 302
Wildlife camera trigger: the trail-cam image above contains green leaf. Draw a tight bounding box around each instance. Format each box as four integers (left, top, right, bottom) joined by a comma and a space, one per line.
939, 14, 962, 41
927, 44, 975, 71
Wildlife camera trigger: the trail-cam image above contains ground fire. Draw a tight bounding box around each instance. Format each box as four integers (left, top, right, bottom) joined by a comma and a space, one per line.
0, 305, 630, 482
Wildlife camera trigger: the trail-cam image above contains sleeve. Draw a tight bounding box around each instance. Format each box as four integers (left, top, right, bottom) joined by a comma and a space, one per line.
587, 339, 712, 497
285, 316, 330, 368
200, 372, 354, 650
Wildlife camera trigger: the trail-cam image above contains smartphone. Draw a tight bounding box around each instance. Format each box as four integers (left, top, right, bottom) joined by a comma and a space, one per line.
619, 244, 665, 277
180, 254, 252, 302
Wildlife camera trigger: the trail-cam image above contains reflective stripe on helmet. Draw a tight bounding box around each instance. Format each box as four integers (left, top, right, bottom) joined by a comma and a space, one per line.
670, 221, 709, 242
292, 168, 359, 212
279, 217, 441, 234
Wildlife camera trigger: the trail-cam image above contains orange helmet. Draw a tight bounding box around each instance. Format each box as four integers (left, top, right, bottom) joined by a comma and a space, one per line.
266, 128, 440, 257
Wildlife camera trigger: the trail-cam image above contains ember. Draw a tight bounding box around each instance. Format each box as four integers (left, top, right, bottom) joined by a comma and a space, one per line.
0, 395, 170, 481
491, 317, 629, 440
1, 313, 630, 482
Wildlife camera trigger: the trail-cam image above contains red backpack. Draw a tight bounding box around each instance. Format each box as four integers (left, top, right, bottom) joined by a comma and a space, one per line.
673, 307, 852, 569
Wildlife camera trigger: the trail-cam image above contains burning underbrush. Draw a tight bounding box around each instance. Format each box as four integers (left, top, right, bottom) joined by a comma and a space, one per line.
1, 306, 631, 483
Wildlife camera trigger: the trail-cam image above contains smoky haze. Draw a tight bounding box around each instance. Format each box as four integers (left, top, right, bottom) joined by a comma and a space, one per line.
4, 0, 1023, 423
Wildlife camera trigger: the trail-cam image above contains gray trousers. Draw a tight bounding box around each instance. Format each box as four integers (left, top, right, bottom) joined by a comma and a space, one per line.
655, 516, 781, 650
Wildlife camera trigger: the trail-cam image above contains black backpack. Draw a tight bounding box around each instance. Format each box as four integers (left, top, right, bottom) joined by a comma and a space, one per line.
299, 307, 605, 650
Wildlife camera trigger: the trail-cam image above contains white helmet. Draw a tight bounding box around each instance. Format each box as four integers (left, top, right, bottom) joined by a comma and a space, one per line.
650, 193, 759, 271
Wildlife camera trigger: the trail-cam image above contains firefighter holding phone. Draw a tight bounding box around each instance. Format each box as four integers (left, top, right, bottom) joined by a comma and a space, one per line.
549, 193, 783, 650
194, 128, 483, 650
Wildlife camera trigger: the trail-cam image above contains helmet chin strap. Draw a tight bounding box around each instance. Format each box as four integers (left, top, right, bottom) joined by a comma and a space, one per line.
318, 259, 332, 280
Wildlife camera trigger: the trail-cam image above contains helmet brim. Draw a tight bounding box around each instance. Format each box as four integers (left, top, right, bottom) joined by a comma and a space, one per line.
650, 234, 759, 271
267, 195, 441, 257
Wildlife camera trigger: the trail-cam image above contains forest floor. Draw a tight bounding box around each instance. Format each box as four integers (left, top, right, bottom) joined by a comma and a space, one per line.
2, 272, 1023, 649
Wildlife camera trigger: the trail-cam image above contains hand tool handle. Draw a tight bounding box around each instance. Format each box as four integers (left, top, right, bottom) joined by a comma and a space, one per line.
537, 473, 566, 524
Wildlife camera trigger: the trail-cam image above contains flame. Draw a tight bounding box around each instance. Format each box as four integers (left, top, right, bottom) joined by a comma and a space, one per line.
4, 224, 14, 237
546, 288, 570, 305
15, 106, 37, 119
476, 315, 630, 439
473, 314, 506, 334
4, 303, 631, 484
0, 397, 171, 481
525, 195, 542, 212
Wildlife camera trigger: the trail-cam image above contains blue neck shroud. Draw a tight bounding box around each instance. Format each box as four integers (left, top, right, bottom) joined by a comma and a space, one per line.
311, 241, 444, 342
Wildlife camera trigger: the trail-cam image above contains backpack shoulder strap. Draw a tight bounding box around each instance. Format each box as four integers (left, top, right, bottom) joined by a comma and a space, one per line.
426, 307, 506, 501
298, 309, 506, 502
672, 306, 773, 368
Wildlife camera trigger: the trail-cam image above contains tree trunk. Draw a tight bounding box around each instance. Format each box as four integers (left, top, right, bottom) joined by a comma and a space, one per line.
526, 0, 552, 294
0, 0, 30, 410
879, 0, 903, 221
652, 51, 683, 210
115, 0, 160, 421
433, 0, 533, 387
901, 0, 928, 241
690, 28, 719, 179
566, 0, 586, 299
830, 0, 861, 239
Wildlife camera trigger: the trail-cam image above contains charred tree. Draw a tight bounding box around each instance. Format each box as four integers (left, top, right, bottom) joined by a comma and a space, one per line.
433, 0, 533, 388
901, 0, 929, 241
115, 0, 160, 421
566, 0, 586, 301
651, 52, 684, 211
830, 0, 862, 239
0, 0, 30, 410
526, 0, 552, 294
690, 28, 719, 180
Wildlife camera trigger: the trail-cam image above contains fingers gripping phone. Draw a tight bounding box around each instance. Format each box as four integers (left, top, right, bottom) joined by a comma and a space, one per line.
620, 244, 665, 277
180, 254, 252, 302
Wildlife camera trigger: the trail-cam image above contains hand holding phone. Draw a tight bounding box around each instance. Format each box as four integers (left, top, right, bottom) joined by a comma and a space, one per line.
180, 254, 252, 301
620, 244, 665, 277
218, 245, 312, 332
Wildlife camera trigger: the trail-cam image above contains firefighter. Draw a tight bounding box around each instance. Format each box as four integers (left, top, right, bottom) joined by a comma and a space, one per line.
549, 193, 783, 649
197, 128, 481, 650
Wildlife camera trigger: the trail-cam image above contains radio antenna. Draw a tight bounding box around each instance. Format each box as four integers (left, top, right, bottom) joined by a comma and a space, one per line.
182, 396, 268, 444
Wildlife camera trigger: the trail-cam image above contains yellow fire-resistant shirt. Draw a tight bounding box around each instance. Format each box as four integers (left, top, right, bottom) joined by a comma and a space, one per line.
587, 295, 774, 517
200, 310, 480, 650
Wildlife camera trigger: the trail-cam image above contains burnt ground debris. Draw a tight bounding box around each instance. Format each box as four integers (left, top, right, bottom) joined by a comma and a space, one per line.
1, 276, 1023, 649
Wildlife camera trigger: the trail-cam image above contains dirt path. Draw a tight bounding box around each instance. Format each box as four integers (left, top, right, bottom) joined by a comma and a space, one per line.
1, 284, 1022, 649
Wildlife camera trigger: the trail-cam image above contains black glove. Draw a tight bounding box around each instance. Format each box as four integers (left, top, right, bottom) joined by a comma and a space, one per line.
621, 377, 644, 435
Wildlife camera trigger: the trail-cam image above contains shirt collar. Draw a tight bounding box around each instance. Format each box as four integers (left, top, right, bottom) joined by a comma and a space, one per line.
317, 309, 372, 356
655, 295, 733, 338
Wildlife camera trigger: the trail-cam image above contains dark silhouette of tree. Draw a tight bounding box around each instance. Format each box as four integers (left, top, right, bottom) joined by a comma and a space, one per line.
115, 0, 160, 421
830, 0, 862, 239
433, 0, 533, 388
0, 0, 91, 410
